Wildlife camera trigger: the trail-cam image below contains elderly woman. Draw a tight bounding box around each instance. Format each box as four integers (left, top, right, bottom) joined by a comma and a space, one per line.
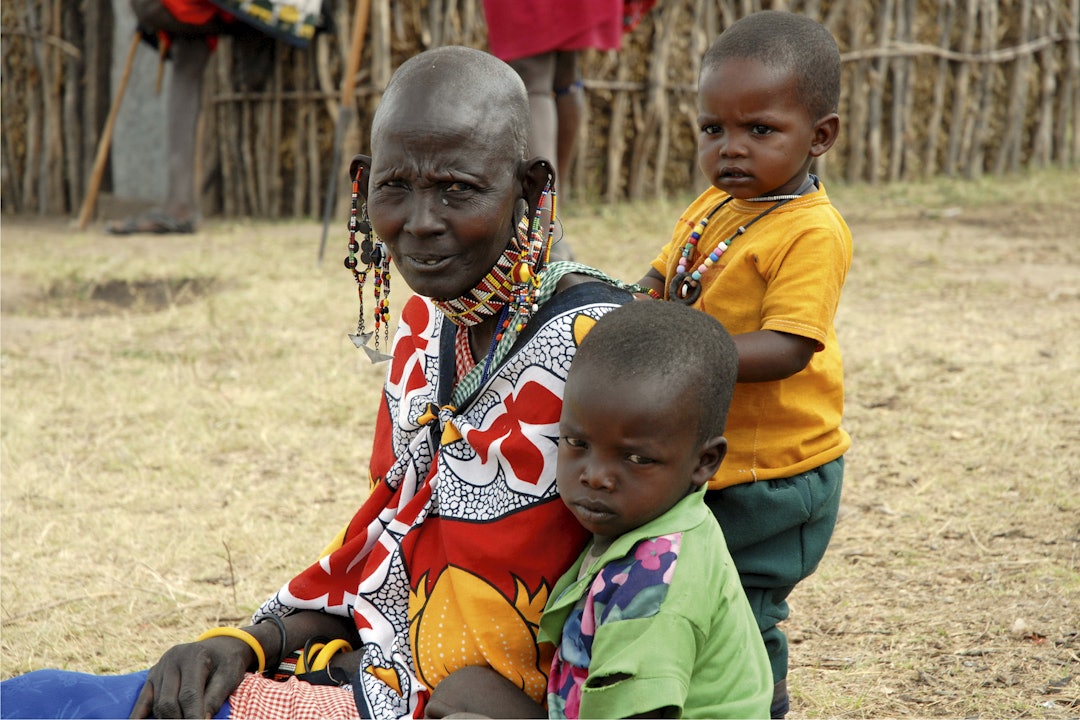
1, 46, 630, 720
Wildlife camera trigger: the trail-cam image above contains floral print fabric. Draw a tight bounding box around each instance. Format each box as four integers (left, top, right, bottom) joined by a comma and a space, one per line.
547, 533, 682, 718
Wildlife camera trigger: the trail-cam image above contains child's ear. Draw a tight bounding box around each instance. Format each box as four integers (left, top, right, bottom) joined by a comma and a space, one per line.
350, 154, 372, 199
691, 436, 727, 488
810, 113, 840, 158
521, 158, 555, 216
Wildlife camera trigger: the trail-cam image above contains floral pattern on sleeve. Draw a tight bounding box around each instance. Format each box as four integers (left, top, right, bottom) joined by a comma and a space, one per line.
547, 533, 682, 719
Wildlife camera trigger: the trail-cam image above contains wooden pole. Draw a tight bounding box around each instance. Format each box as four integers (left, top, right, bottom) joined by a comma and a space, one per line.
945, 0, 978, 176
994, 0, 1033, 174
77, 31, 140, 230
923, 0, 955, 177
318, 0, 373, 264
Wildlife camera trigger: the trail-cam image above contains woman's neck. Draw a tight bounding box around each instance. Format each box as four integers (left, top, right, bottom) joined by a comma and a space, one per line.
467, 313, 501, 363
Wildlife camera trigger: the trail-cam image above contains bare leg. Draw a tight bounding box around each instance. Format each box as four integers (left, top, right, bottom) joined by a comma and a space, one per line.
553, 51, 583, 198
508, 53, 557, 169
108, 0, 222, 233
508, 52, 578, 259
164, 36, 210, 225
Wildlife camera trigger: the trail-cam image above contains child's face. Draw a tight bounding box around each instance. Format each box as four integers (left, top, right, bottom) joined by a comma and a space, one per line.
365, 90, 523, 301
697, 57, 832, 198
556, 366, 725, 550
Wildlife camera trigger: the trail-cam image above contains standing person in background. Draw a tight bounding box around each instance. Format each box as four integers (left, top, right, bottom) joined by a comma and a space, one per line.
106, 0, 326, 235
482, 0, 654, 200
635, 11, 852, 719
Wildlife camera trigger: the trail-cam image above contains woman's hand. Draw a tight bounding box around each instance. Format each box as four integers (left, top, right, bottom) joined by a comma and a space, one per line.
425, 666, 546, 719
129, 635, 252, 719
129, 611, 359, 718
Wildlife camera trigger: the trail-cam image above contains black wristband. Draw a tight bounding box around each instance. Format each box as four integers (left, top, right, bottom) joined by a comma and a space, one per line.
255, 614, 289, 677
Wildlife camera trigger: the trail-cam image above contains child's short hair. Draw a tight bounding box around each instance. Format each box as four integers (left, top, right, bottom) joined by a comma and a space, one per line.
701, 11, 841, 121
571, 301, 738, 442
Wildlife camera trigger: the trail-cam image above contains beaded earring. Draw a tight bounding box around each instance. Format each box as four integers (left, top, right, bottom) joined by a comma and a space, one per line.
493, 176, 555, 346
345, 167, 392, 363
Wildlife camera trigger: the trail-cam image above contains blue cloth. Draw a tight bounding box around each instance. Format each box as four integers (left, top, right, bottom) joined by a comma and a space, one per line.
0, 669, 231, 719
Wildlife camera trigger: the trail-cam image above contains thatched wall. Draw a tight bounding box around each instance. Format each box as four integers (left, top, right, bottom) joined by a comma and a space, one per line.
2, 0, 1078, 218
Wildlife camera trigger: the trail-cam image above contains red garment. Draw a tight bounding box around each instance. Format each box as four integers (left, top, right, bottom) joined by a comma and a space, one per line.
623, 0, 657, 33
161, 0, 232, 25
483, 0, 623, 62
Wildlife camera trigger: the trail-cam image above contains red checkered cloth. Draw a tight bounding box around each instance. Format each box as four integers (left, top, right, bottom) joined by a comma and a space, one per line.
455, 325, 477, 383
229, 673, 356, 719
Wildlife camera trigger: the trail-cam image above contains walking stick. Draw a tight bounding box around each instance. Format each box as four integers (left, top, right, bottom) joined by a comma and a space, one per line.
317, 0, 371, 265
78, 31, 141, 231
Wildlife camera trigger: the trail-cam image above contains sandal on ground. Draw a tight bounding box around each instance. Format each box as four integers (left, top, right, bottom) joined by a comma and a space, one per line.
105, 211, 195, 235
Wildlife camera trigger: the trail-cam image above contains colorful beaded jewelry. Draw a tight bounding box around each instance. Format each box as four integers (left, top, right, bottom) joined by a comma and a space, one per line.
430, 181, 556, 331
432, 248, 518, 327
670, 191, 804, 304
497, 181, 555, 344
345, 167, 392, 363
447, 178, 557, 399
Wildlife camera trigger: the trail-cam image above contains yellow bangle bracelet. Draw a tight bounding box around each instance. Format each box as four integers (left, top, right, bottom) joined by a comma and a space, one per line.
297, 638, 353, 674
195, 627, 266, 674
296, 643, 322, 674
311, 639, 353, 672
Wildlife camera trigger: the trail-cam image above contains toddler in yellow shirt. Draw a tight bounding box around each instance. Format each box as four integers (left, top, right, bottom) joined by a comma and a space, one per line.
635, 11, 853, 718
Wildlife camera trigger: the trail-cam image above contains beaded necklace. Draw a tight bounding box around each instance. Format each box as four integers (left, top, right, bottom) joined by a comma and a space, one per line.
438, 183, 556, 389
450, 258, 644, 406
432, 186, 554, 330
432, 244, 518, 327
670, 178, 816, 304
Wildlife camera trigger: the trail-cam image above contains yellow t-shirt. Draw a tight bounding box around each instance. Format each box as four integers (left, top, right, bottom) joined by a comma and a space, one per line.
652, 183, 853, 489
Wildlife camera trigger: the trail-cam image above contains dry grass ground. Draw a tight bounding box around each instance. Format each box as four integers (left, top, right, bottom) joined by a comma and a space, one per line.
2, 168, 1078, 717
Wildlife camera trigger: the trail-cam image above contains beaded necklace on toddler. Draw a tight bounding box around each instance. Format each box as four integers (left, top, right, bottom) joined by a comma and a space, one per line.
670, 176, 816, 304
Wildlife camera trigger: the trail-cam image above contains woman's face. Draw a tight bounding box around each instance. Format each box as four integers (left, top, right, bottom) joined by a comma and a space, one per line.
364, 99, 524, 301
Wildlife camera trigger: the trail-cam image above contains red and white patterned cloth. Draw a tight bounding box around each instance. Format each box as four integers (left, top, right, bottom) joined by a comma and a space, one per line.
255, 283, 630, 718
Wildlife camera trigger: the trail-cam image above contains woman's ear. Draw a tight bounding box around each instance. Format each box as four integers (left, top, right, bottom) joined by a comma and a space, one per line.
350, 154, 372, 199
521, 157, 555, 217
691, 436, 727, 488
810, 114, 840, 158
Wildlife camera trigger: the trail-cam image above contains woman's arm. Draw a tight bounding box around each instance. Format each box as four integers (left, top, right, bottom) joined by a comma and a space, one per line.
635, 268, 667, 298
130, 610, 357, 719
425, 666, 546, 719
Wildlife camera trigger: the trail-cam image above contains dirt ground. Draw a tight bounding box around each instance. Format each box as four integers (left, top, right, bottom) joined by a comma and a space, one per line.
782, 188, 1080, 717
1, 174, 1078, 717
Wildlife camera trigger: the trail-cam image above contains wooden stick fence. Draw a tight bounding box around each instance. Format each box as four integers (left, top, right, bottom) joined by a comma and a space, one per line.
2, 0, 1077, 218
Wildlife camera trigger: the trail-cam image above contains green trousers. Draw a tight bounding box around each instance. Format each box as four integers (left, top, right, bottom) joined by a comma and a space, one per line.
705, 456, 844, 684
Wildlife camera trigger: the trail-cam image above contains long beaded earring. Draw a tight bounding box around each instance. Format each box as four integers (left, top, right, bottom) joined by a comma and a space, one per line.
345, 167, 393, 363
497, 176, 555, 344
